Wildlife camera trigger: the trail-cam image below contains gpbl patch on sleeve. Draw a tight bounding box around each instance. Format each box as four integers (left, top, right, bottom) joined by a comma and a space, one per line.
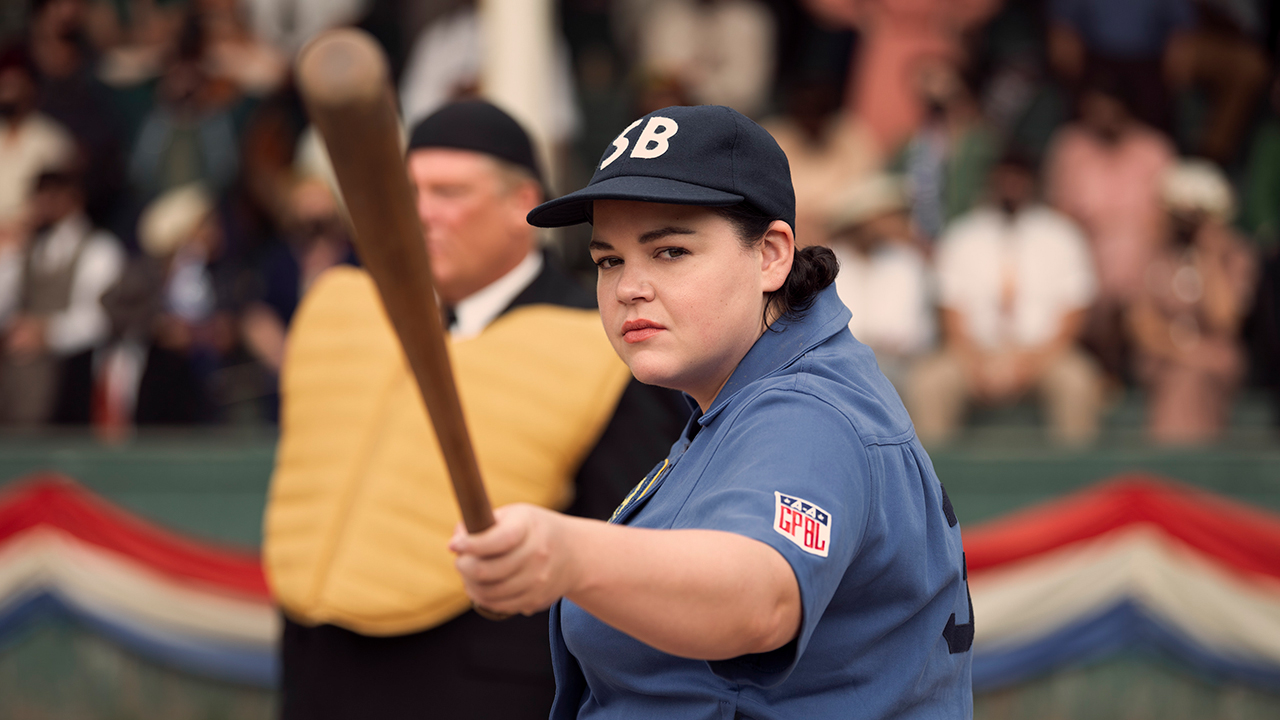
773, 492, 831, 557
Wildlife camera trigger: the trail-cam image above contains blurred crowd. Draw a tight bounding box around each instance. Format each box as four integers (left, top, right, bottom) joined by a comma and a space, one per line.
0, 0, 1277, 446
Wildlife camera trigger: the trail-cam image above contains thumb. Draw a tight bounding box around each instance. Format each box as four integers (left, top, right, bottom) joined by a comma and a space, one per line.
447, 521, 469, 553
464, 505, 531, 559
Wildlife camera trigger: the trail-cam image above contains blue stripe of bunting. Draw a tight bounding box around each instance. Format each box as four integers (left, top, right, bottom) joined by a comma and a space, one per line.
974, 600, 1280, 692
0, 592, 277, 687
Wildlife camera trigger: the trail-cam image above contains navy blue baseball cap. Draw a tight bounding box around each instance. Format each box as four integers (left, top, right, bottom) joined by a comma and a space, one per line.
527, 105, 795, 231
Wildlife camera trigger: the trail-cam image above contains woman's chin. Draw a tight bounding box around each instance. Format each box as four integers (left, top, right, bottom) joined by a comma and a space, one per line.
626, 363, 685, 394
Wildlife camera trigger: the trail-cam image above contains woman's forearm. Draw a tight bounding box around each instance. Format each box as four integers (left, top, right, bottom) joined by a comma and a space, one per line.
561, 519, 801, 660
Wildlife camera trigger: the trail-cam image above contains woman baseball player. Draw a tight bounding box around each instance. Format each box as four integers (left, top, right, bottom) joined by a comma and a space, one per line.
450, 105, 973, 719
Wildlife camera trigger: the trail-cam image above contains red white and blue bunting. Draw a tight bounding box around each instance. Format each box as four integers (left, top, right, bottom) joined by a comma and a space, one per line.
0, 472, 1279, 690
0, 475, 276, 685
967, 475, 1280, 690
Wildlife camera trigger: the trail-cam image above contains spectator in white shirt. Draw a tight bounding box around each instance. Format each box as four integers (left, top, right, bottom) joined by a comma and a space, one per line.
1, 165, 125, 425
826, 174, 933, 392
907, 153, 1102, 445
53, 183, 221, 433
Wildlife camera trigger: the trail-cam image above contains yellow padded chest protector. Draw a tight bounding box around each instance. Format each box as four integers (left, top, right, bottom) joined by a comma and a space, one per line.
264, 267, 632, 635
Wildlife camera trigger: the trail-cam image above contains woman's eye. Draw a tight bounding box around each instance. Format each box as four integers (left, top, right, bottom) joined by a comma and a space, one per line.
656, 247, 687, 260
594, 256, 622, 269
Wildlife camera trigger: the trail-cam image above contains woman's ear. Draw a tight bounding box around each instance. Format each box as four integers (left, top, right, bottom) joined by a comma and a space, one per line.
759, 220, 795, 293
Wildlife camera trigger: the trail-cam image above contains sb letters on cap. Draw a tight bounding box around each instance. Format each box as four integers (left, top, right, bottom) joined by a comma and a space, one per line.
774, 491, 831, 558
600, 116, 679, 169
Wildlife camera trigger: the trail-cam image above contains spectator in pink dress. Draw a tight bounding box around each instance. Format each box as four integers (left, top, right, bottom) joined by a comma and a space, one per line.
802, 0, 1003, 153
1044, 76, 1175, 380
1129, 160, 1257, 444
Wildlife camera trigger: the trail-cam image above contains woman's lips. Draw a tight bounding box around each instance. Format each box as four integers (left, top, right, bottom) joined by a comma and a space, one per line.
621, 319, 665, 344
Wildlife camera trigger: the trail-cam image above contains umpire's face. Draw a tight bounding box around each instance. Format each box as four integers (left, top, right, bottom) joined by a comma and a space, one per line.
408, 147, 541, 306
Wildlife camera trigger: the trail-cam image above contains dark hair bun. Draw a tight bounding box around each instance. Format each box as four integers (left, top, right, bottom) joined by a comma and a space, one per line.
776, 245, 839, 321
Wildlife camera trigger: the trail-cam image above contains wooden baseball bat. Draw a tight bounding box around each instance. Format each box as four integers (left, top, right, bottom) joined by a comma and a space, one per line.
295, 30, 497, 537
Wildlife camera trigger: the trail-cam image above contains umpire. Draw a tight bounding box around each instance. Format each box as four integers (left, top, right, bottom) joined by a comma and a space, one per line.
265, 101, 686, 719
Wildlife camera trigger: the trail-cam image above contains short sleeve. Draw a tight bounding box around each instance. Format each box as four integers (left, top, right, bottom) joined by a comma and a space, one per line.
672, 389, 869, 688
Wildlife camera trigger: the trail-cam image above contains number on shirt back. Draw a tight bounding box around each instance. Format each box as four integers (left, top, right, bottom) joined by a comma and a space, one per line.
939, 484, 973, 654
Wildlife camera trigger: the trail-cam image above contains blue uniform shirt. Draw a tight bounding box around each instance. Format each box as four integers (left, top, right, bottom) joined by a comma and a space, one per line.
549, 284, 973, 720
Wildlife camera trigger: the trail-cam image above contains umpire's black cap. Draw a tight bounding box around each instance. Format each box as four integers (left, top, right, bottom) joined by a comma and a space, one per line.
527, 105, 794, 231
408, 100, 544, 189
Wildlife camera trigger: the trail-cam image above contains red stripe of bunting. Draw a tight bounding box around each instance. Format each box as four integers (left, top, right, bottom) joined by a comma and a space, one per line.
964, 473, 1280, 581
0, 474, 269, 599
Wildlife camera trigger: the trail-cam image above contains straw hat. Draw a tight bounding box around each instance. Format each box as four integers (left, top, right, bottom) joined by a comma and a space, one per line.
1161, 159, 1234, 222
827, 175, 909, 234
138, 184, 213, 258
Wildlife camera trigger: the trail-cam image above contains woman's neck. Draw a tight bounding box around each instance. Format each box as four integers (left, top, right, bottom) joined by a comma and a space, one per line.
691, 315, 772, 413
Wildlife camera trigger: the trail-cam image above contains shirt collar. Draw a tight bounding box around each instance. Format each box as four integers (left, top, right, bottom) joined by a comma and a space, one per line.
696, 283, 852, 426
449, 250, 543, 339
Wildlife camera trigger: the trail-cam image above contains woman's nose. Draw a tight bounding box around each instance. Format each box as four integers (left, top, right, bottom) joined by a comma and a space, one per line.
615, 263, 654, 304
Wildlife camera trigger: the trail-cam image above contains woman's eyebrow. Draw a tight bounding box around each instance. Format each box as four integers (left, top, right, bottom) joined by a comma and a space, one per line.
637, 226, 695, 244
590, 226, 696, 251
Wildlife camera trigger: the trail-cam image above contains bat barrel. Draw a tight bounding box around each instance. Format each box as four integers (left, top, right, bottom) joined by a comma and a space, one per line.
297, 30, 387, 110
296, 29, 497, 536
